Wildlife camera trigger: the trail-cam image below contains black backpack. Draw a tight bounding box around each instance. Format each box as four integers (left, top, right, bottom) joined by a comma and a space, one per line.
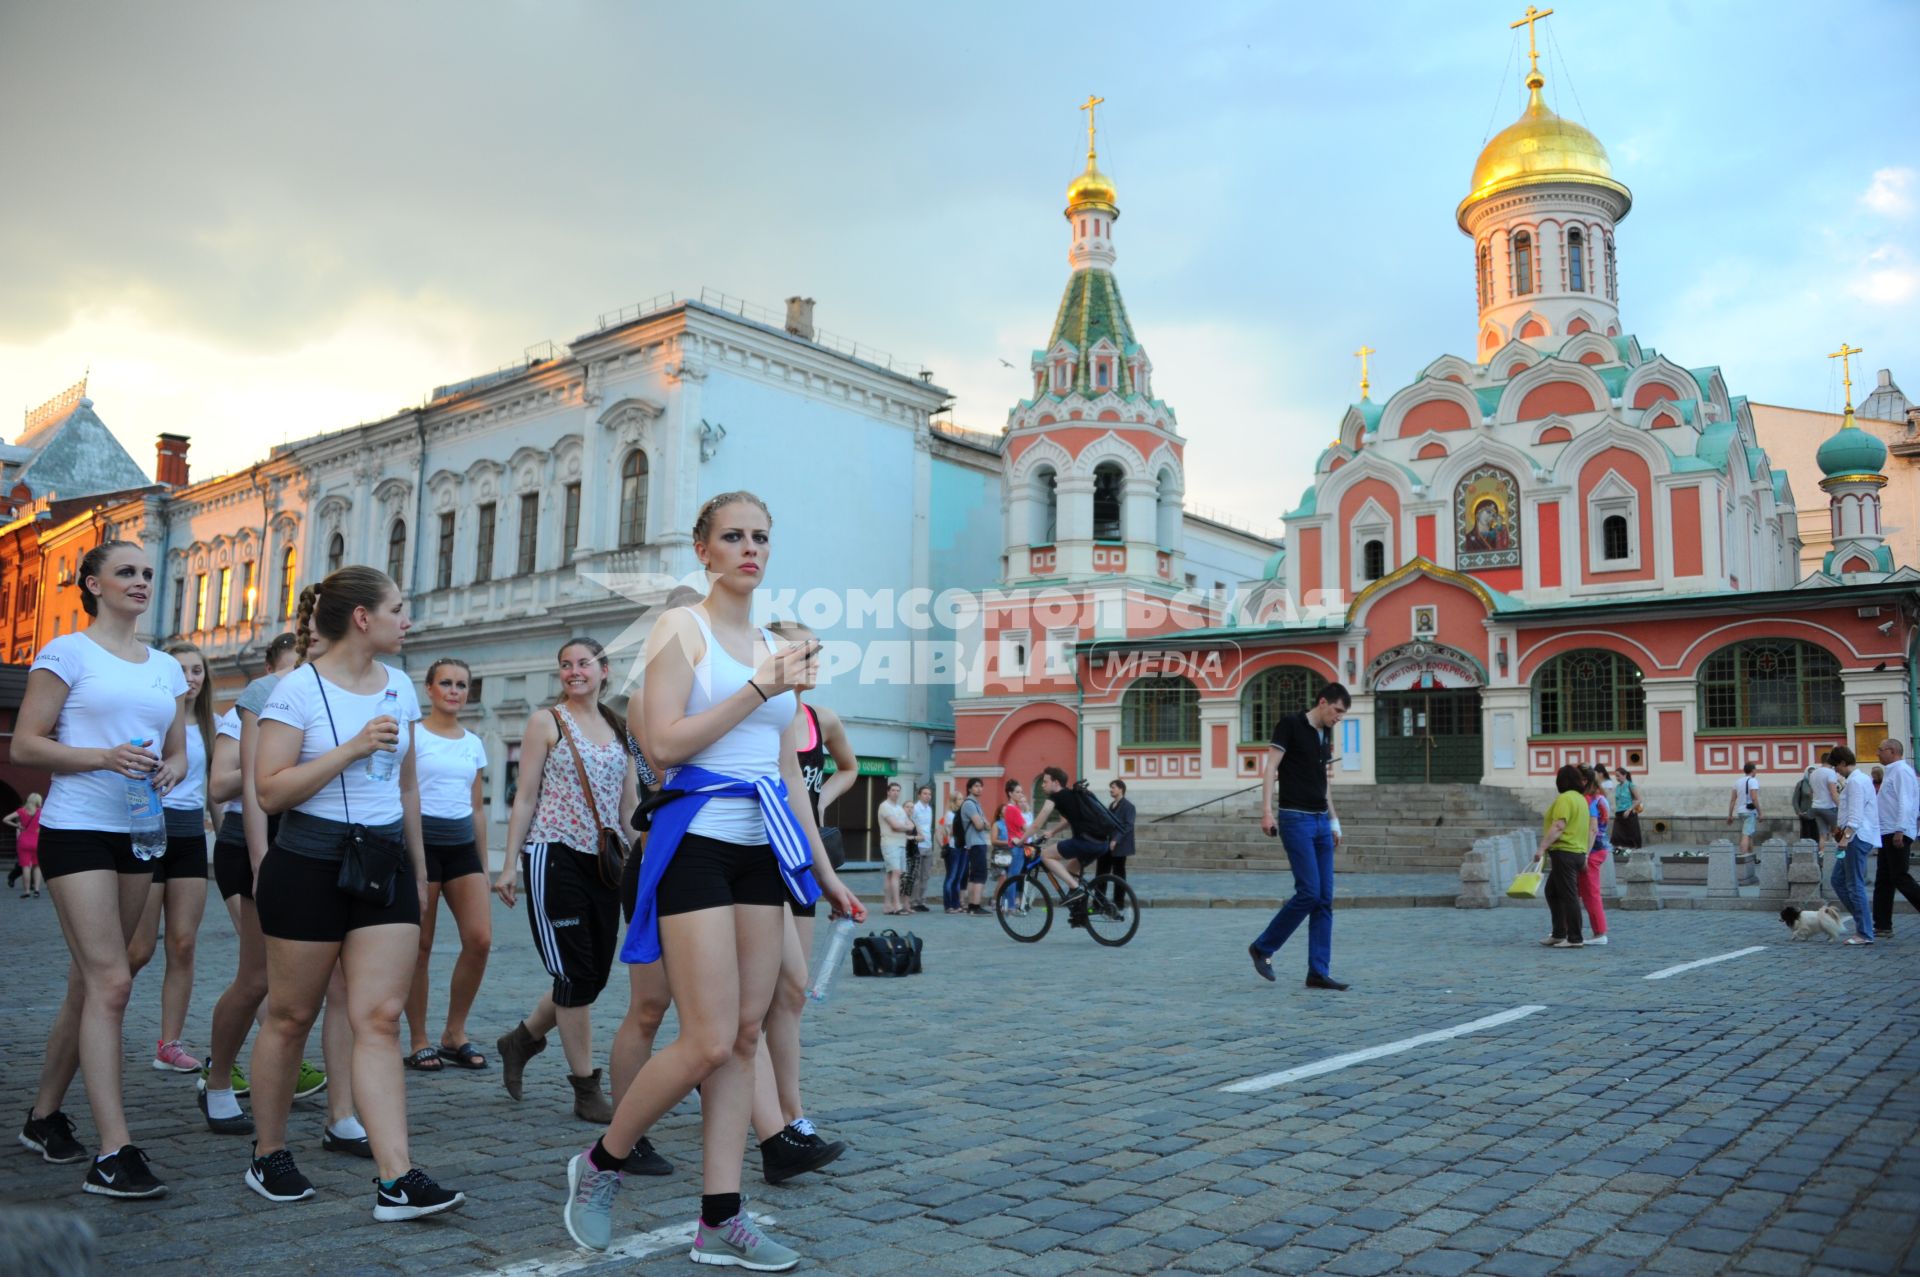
1059, 781, 1117, 840
951, 806, 967, 848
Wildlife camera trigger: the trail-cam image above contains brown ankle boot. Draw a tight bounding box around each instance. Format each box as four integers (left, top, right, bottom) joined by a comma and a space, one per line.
496, 1021, 546, 1101
570, 1068, 612, 1123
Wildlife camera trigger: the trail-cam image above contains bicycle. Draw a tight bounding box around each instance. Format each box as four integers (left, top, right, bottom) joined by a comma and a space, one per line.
993, 835, 1140, 946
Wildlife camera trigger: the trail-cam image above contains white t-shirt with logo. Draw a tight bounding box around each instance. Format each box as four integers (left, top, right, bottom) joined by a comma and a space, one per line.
30, 633, 187, 832
414, 726, 487, 820
259, 663, 421, 827
215, 708, 243, 816
162, 717, 210, 813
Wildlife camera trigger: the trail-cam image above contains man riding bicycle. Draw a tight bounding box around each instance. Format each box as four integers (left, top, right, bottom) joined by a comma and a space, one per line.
1020, 767, 1118, 923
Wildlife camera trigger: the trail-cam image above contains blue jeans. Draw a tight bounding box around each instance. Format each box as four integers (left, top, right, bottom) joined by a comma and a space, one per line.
942, 848, 966, 912
1833, 837, 1875, 940
1252, 809, 1335, 978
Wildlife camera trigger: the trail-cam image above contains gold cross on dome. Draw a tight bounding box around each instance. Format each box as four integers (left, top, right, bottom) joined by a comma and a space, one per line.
1080, 94, 1105, 161
1355, 345, 1376, 400
1510, 5, 1554, 77
1829, 341, 1865, 413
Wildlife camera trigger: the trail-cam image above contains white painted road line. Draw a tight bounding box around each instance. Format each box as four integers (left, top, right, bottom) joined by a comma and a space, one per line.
481, 1214, 778, 1276
1221, 1005, 1548, 1094
1644, 945, 1767, 981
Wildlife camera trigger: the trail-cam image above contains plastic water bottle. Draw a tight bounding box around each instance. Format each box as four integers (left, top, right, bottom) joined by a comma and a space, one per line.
365, 689, 401, 781
806, 917, 858, 1002
123, 739, 166, 862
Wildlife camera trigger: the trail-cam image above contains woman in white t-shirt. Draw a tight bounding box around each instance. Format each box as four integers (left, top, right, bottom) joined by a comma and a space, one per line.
401, 657, 493, 1073
122, 639, 217, 1077
250, 566, 461, 1220
13, 541, 188, 1199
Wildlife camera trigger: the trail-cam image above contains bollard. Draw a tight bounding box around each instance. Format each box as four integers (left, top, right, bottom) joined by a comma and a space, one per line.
1787, 840, 1825, 911
1706, 837, 1740, 897
1755, 837, 1789, 896
1618, 846, 1664, 910
1457, 837, 1498, 908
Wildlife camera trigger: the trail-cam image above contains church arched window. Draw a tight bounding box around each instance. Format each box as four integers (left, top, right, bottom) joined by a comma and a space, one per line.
1123, 675, 1199, 746
1567, 229, 1585, 292
1532, 649, 1646, 736
1513, 232, 1534, 296
1697, 640, 1841, 731
1030, 467, 1058, 545
1604, 234, 1617, 300
386, 519, 407, 584
1363, 539, 1386, 581
1601, 514, 1629, 561
326, 531, 345, 576
1478, 242, 1492, 308
1093, 462, 1125, 542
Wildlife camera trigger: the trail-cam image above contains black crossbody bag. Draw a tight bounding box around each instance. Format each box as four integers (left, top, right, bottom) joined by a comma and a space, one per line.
312, 666, 408, 906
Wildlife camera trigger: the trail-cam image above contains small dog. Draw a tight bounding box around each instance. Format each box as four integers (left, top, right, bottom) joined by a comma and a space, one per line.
1779, 904, 1850, 941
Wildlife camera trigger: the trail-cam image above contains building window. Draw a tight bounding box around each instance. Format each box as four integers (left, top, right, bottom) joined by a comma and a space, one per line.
326, 532, 344, 576
192, 572, 207, 632
279, 548, 296, 618
1532, 649, 1646, 736
1122, 675, 1200, 746
387, 519, 407, 584
1043, 627, 1077, 677
1095, 361, 1110, 390
562, 483, 581, 563
172, 577, 185, 635
997, 629, 1030, 678
1478, 241, 1492, 308
1363, 539, 1386, 581
240, 560, 256, 623
1567, 228, 1585, 292
474, 503, 496, 583
436, 512, 456, 590
215, 566, 232, 627
619, 452, 648, 548
1093, 462, 1125, 541
517, 492, 539, 575
1030, 467, 1058, 545
1242, 665, 1316, 743
1698, 640, 1842, 731
1602, 514, 1629, 561
1604, 234, 1617, 299
1512, 231, 1534, 296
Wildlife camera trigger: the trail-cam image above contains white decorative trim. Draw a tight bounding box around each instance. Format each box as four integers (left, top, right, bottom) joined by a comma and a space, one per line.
1586, 469, 1641, 573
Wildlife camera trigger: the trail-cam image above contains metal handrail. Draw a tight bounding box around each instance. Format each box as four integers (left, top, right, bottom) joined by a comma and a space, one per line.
1148, 782, 1262, 824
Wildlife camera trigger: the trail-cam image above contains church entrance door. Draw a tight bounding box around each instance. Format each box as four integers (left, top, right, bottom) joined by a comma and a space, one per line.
1376, 690, 1484, 784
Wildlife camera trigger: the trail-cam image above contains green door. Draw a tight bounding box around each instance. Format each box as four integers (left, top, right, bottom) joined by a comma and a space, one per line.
1376, 690, 1484, 784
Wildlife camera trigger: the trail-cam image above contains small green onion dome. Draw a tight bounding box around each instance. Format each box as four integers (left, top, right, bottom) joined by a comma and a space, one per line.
1817, 419, 1886, 478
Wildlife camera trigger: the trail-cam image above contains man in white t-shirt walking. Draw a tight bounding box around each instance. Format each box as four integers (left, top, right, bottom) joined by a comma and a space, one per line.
1830, 746, 1878, 944
1809, 757, 1841, 857
1727, 761, 1761, 856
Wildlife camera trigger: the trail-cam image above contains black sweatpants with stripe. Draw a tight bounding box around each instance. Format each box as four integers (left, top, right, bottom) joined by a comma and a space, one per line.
523, 841, 620, 1008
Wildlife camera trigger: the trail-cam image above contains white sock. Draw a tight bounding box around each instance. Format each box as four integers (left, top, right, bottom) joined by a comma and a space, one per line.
328, 1114, 366, 1140
206, 1087, 242, 1120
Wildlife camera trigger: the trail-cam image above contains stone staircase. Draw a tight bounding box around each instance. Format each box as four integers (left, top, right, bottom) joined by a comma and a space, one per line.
1129, 784, 1544, 875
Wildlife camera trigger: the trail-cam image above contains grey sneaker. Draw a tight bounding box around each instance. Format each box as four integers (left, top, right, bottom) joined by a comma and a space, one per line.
691, 1210, 799, 1270
563, 1149, 622, 1251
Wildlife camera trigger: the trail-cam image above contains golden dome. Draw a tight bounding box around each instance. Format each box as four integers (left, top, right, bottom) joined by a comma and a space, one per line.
1066, 158, 1118, 215
1457, 71, 1630, 227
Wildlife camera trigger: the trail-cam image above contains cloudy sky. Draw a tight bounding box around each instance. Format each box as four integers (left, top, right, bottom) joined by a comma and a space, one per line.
2, 1, 1915, 531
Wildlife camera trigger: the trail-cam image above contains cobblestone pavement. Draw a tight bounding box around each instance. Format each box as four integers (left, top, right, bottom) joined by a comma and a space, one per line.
2, 884, 1916, 1276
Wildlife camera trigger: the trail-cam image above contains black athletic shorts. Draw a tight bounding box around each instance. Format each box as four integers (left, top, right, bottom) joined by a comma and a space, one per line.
255, 845, 420, 942
212, 811, 280, 901
154, 832, 209, 883
525, 842, 619, 1008
38, 827, 155, 879
423, 840, 484, 884
621, 840, 643, 925
655, 832, 788, 916
966, 844, 990, 885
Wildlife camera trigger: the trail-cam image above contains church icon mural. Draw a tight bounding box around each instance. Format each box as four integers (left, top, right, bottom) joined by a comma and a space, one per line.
1456, 467, 1521, 569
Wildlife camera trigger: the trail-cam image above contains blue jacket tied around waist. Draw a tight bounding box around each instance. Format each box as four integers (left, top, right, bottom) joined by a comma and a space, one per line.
620, 765, 822, 965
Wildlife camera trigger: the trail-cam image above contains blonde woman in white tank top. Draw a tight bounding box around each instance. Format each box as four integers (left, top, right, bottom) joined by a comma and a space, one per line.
562, 493, 862, 1266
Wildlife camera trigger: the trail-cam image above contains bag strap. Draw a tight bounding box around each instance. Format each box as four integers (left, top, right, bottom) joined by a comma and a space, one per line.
311, 664, 352, 824
552, 708, 614, 842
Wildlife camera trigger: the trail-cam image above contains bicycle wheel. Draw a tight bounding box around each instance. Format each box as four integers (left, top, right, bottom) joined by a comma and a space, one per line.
996, 872, 1052, 942
1082, 874, 1140, 947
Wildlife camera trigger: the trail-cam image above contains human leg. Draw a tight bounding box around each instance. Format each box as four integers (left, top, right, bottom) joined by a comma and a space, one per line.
763, 910, 811, 1125
251, 938, 338, 1157
125, 883, 163, 977
158, 875, 208, 1046
207, 897, 268, 1094
439, 873, 493, 1051
404, 881, 444, 1055
340, 924, 422, 1181
1834, 838, 1874, 940
1546, 851, 1585, 944
322, 961, 357, 1129
609, 960, 670, 1106
1303, 816, 1336, 978
36, 867, 153, 1153
1251, 811, 1322, 959
1578, 848, 1608, 938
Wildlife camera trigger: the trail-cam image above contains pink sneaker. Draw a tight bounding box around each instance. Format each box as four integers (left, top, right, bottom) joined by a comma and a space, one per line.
153, 1039, 203, 1073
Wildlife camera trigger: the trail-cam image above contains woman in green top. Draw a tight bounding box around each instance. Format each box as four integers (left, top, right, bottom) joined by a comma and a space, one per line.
1533, 764, 1591, 948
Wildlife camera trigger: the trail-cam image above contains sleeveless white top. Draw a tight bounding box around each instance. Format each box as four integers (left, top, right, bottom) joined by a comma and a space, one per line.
680, 609, 795, 844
